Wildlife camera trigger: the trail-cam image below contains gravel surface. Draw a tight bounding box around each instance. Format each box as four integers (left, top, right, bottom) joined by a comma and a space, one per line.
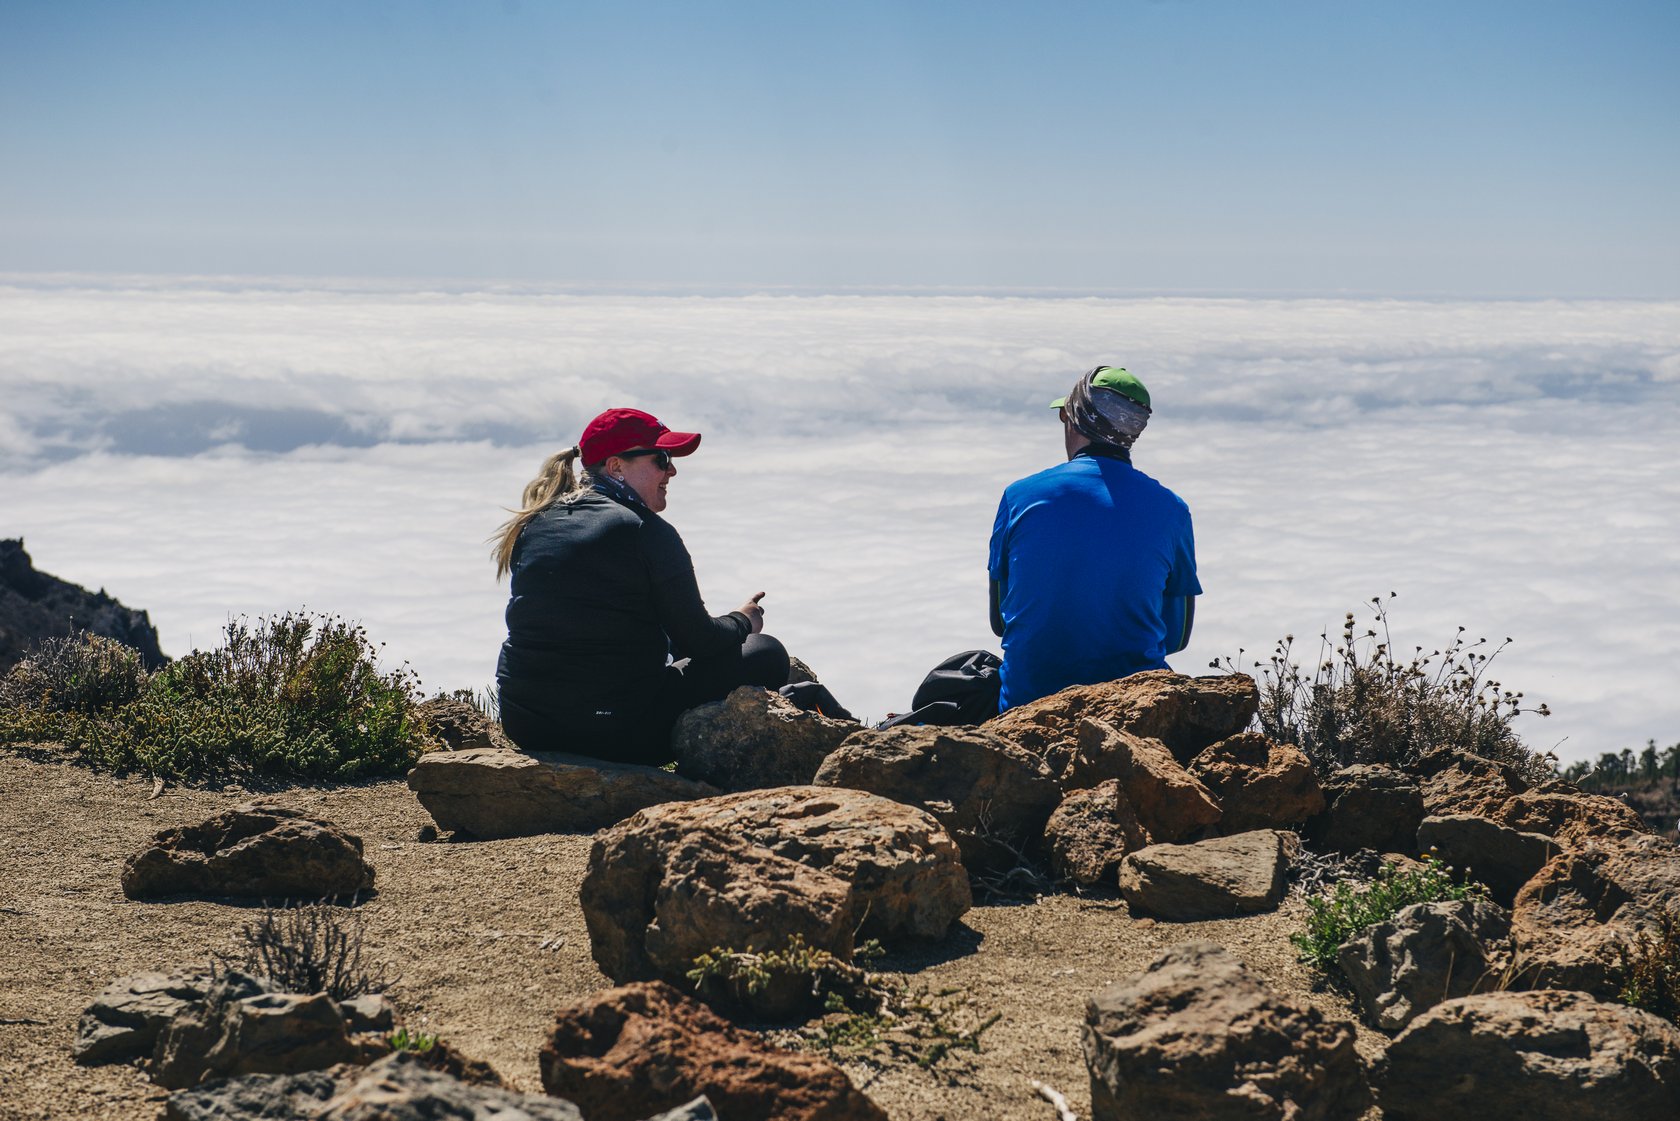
0, 747, 1384, 1120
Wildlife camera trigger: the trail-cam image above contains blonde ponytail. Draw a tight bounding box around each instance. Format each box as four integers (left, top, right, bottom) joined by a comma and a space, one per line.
492, 447, 593, 579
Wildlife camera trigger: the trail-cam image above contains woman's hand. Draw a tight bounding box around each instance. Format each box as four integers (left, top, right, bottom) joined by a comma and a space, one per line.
738, 591, 766, 634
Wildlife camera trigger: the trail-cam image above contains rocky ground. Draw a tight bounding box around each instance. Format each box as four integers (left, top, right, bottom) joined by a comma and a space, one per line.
0, 745, 1384, 1121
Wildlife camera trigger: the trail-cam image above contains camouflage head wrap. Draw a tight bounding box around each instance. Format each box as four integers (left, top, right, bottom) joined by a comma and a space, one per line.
1064, 367, 1151, 452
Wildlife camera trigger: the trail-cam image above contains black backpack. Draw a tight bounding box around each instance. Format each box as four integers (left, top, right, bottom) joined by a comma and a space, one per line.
876, 649, 1002, 729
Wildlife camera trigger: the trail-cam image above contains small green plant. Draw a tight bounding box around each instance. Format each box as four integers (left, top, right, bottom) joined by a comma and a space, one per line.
1, 612, 426, 780
687, 934, 882, 1019
1616, 910, 1680, 1025
215, 901, 392, 1001
1292, 855, 1488, 973
389, 1026, 438, 1053
1216, 594, 1553, 781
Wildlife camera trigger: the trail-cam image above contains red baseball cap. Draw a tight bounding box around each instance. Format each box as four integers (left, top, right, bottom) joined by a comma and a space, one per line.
577, 408, 702, 464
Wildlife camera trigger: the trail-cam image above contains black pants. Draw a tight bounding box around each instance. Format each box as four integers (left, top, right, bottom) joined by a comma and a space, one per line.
499, 633, 790, 766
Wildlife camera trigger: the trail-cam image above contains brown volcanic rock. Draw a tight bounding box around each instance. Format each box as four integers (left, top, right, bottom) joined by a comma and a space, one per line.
1337, 899, 1511, 1032
1510, 833, 1680, 996
1098, 721, 1221, 842
1412, 747, 1531, 818
1307, 765, 1425, 855
1190, 732, 1325, 833
1044, 780, 1149, 886
673, 686, 859, 792
0, 538, 167, 674
1416, 814, 1558, 905
1083, 941, 1368, 1121
74, 971, 212, 1065
812, 724, 1062, 875
1374, 989, 1680, 1121
1118, 831, 1292, 921
121, 805, 374, 901
407, 747, 716, 839
580, 787, 969, 983
539, 981, 886, 1121
411, 696, 505, 752
1495, 787, 1647, 848
986, 671, 1258, 780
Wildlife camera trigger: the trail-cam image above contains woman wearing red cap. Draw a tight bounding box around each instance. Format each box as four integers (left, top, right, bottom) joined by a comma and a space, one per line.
491, 407, 789, 763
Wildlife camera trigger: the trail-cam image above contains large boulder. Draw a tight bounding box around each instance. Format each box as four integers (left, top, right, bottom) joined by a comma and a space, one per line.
581, 787, 970, 984
1373, 989, 1680, 1121
1412, 747, 1531, 817
673, 686, 859, 792
163, 1051, 602, 1121
121, 805, 374, 901
1306, 765, 1424, 855
1118, 831, 1293, 921
1189, 732, 1324, 833
811, 725, 1061, 875
1416, 813, 1558, 905
1083, 941, 1369, 1121
151, 972, 381, 1090
74, 971, 210, 1065
407, 747, 716, 839
1044, 780, 1148, 886
1510, 833, 1680, 996
1337, 899, 1511, 1032
1495, 787, 1648, 848
986, 671, 1258, 780
539, 981, 886, 1121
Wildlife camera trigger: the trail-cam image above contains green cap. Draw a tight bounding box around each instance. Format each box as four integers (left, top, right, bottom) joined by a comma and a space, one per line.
1050, 366, 1151, 410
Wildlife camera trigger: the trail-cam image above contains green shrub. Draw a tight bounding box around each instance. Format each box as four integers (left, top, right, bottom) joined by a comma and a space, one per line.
1617, 910, 1680, 1025
2, 612, 425, 781
1219, 594, 1553, 781
0, 632, 148, 716
1292, 855, 1488, 973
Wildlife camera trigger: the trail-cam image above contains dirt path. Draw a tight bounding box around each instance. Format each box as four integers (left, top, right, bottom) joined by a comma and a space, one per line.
0, 748, 1382, 1120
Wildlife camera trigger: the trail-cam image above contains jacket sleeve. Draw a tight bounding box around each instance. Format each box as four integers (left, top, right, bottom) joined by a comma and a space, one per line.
640, 516, 750, 660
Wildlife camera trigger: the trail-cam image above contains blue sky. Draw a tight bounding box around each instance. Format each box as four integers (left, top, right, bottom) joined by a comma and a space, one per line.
2, 0, 1677, 293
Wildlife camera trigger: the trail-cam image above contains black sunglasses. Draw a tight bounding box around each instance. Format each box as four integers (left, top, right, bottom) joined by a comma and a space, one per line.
619, 448, 674, 470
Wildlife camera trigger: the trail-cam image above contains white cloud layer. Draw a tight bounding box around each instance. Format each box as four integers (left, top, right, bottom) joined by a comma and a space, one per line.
3, 280, 1677, 764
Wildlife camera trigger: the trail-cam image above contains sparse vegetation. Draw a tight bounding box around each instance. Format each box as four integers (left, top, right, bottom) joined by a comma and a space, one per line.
389, 1025, 439, 1053
1291, 855, 1488, 973
1615, 910, 1680, 1025
692, 936, 999, 1068
1216, 593, 1553, 781
0, 613, 426, 780
214, 901, 392, 1001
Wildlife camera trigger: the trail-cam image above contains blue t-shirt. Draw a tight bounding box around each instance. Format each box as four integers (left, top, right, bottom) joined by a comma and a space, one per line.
988, 453, 1201, 710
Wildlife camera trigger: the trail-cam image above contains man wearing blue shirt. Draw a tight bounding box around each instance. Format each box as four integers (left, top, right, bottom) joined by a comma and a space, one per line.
988, 366, 1201, 711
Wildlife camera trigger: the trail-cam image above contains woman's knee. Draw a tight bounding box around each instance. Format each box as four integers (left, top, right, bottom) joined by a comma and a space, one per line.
741, 632, 790, 688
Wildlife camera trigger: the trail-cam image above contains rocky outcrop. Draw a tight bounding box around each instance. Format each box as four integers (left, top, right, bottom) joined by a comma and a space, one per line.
580, 787, 969, 984
1189, 732, 1324, 833
1496, 787, 1648, 848
163, 1051, 605, 1121
1044, 780, 1148, 886
673, 686, 859, 792
1098, 722, 1222, 842
407, 747, 716, 838
121, 805, 374, 901
1416, 814, 1558, 905
1337, 899, 1511, 1031
74, 971, 211, 1065
1373, 989, 1680, 1121
1412, 747, 1531, 817
985, 671, 1258, 780
1083, 941, 1368, 1121
1118, 831, 1293, 921
1307, 764, 1425, 855
539, 981, 886, 1121
0, 538, 167, 673
151, 972, 385, 1090
811, 725, 1061, 875
1510, 833, 1680, 996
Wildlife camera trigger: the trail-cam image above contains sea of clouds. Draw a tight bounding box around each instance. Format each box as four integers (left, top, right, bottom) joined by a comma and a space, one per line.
3, 276, 1676, 765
